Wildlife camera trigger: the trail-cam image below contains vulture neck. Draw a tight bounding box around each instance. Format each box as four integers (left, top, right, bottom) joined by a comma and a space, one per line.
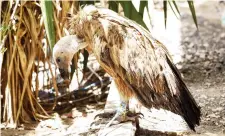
70, 36, 88, 56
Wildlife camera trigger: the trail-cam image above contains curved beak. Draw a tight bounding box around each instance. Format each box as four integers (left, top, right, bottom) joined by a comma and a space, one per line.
58, 68, 70, 80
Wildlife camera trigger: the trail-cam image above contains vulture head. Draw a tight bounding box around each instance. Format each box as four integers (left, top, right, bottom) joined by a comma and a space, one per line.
53, 35, 86, 80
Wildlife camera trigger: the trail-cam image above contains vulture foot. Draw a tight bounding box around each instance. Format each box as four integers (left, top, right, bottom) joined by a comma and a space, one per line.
91, 110, 143, 128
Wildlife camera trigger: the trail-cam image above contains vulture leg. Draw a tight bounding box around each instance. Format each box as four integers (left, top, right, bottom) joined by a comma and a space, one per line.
92, 79, 143, 127
92, 100, 128, 127
105, 100, 128, 128
92, 98, 142, 128
104, 99, 143, 128
105, 101, 143, 128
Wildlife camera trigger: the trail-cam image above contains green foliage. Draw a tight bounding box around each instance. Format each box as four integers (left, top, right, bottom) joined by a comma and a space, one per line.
41, 0, 198, 53
0, 47, 7, 53
108, 1, 118, 12
40, 1, 56, 51
0, 25, 10, 34
139, 1, 148, 18
79, 1, 95, 6
172, 1, 181, 16
168, 1, 179, 19
118, 1, 149, 30
163, 0, 198, 28
163, 1, 168, 28
187, 1, 198, 29
109, 0, 197, 30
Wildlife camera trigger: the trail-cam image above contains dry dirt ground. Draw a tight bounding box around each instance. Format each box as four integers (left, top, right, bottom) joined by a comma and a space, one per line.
1, 72, 225, 136
1, 1, 225, 136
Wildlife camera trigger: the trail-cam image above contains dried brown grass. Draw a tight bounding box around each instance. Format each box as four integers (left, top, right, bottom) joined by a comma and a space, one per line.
0, 0, 78, 127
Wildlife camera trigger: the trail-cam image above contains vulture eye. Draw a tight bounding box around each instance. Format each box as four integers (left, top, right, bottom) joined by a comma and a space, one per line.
56, 57, 61, 63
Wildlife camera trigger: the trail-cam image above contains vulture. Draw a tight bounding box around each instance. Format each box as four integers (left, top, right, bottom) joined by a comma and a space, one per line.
53, 5, 201, 131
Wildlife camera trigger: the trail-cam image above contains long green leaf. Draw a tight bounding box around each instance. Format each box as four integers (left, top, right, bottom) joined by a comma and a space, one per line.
79, 1, 95, 6
40, 1, 55, 51
108, 1, 118, 12
172, 1, 180, 16
119, 1, 148, 30
163, 0, 167, 28
187, 1, 198, 28
119, 1, 132, 18
168, 1, 179, 19
139, 1, 147, 18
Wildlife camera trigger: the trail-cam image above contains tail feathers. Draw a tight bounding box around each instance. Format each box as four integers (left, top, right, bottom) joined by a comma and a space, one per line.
167, 56, 201, 131
176, 81, 201, 131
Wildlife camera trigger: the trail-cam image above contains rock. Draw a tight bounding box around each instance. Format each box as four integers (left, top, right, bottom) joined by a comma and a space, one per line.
185, 54, 192, 60
203, 43, 209, 47
189, 43, 195, 48
184, 37, 190, 42
199, 52, 206, 59
215, 63, 223, 70
217, 49, 225, 62
205, 117, 211, 121
204, 132, 219, 136
18, 127, 24, 130
204, 61, 211, 68
220, 33, 225, 38
214, 122, 219, 126
219, 120, 225, 124
212, 107, 224, 112
200, 94, 208, 99
207, 113, 220, 118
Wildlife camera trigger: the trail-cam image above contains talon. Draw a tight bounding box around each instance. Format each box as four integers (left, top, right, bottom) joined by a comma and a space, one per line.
127, 112, 144, 118
94, 113, 102, 120
91, 111, 117, 127
90, 122, 96, 127
94, 112, 116, 120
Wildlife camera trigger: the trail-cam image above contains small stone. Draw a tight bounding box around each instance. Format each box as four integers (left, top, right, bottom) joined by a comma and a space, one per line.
184, 37, 190, 42
189, 43, 195, 48
205, 82, 212, 87
204, 61, 211, 68
61, 115, 67, 119
185, 54, 192, 60
207, 113, 220, 118
212, 107, 224, 112
176, 64, 183, 70
219, 120, 225, 124
203, 43, 209, 47
215, 122, 219, 126
18, 127, 24, 130
199, 103, 205, 107
199, 52, 206, 59
200, 94, 208, 99
205, 132, 218, 136
215, 63, 222, 70
220, 33, 225, 38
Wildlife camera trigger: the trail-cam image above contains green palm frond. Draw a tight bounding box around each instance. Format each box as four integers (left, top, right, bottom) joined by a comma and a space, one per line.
40, 1, 55, 52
